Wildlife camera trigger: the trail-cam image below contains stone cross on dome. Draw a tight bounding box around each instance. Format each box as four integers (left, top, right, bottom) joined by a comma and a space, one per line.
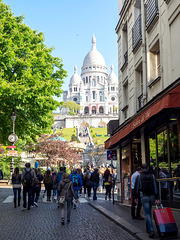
92, 34, 96, 50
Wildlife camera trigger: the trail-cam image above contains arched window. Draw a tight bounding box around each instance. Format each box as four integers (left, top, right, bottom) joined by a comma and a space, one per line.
84, 107, 89, 114
99, 106, 104, 114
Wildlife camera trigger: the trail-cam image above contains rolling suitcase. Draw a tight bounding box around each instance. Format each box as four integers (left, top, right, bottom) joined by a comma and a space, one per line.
153, 204, 178, 239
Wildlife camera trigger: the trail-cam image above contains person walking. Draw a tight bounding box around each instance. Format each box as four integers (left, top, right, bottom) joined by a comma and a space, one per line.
32, 168, 43, 207
103, 168, 112, 200
131, 166, 144, 220
52, 168, 57, 202
90, 168, 99, 201
134, 163, 159, 238
0, 169, 3, 180
84, 168, 91, 201
43, 169, 53, 201
58, 173, 78, 225
12, 167, 21, 208
69, 168, 82, 208
21, 163, 36, 211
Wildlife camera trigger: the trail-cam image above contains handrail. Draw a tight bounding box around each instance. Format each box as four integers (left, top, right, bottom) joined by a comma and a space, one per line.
157, 177, 180, 182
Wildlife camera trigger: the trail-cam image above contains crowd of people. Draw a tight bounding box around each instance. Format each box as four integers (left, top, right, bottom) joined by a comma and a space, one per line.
10, 162, 115, 225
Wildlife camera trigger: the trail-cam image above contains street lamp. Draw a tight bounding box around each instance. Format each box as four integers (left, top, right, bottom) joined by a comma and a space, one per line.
8, 109, 18, 183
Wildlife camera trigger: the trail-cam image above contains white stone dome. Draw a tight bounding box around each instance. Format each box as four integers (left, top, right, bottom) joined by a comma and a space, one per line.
82, 35, 106, 68
108, 65, 118, 84
70, 65, 81, 84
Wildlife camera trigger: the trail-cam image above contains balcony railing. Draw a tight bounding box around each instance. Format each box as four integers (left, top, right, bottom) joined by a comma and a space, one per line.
145, 0, 159, 31
120, 51, 128, 72
132, 14, 142, 52
119, 0, 129, 17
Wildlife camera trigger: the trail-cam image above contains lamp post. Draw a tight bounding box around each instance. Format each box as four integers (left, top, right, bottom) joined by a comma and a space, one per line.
8, 109, 18, 183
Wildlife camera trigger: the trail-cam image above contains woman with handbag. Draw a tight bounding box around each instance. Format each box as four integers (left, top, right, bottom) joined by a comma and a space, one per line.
58, 173, 78, 225
103, 168, 112, 201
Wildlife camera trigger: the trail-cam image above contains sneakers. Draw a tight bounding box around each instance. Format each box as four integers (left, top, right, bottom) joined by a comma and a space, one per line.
148, 231, 155, 238
136, 216, 144, 220
34, 202, 38, 207
21, 207, 26, 211
105, 195, 107, 200
61, 218, 65, 225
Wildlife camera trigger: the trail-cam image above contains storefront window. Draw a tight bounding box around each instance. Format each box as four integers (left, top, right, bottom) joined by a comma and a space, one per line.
169, 124, 180, 175
149, 134, 156, 169
121, 146, 131, 203
157, 129, 168, 175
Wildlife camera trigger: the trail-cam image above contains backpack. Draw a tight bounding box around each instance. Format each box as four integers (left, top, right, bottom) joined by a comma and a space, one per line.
24, 169, 33, 185
71, 174, 79, 186
140, 173, 154, 196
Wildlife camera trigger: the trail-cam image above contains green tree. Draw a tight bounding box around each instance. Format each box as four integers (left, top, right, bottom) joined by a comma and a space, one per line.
63, 101, 82, 115
0, 1, 67, 145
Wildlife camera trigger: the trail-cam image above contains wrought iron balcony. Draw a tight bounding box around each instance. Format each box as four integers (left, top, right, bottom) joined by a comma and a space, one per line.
145, 0, 159, 31
120, 51, 128, 72
132, 14, 142, 52
119, 0, 129, 17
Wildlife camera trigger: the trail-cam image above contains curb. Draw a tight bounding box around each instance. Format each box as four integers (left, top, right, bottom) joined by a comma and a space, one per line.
89, 202, 149, 240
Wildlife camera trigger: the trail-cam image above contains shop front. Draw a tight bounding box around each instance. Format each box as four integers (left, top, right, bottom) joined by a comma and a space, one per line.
105, 82, 180, 208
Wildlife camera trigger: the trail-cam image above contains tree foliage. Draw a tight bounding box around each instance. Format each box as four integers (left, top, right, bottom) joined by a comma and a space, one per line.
34, 134, 80, 167
63, 101, 82, 115
0, 1, 67, 145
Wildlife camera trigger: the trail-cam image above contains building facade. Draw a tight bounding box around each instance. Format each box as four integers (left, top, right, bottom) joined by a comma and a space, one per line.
63, 35, 118, 116
106, 0, 180, 208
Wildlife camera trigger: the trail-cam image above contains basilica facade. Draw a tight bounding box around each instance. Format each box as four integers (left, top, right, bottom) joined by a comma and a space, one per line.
63, 35, 118, 115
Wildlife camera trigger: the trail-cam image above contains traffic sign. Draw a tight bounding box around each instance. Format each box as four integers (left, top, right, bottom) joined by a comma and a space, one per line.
107, 150, 117, 161
7, 150, 18, 156
7, 146, 16, 149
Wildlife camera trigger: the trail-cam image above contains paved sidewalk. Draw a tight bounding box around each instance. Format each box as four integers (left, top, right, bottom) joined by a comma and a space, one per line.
89, 199, 180, 240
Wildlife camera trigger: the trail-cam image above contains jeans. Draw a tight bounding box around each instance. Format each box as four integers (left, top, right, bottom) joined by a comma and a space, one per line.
13, 188, 21, 199
32, 186, 40, 204
105, 185, 112, 199
61, 198, 71, 221
91, 182, 99, 200
141, 195, 155, 232
23, 185, 32, 209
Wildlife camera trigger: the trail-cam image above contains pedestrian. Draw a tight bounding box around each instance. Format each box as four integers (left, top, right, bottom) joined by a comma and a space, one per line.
0, 168, 3, 180
12, 167, 21, 208
52, 168, 57, 202
43, 169, 53, 201
90, 168, 99, 201
159, 168, 168, 200
77, 168, 84, 197
21, 162, 36, 211
58, 173, 78, 225
32, 168, 43, 207
131, 166, 144, 220
83, 169, 87, 197
84, 168, 91, 201
174, 164, 180, 191
103, 168, 112, 200
55, 167, 66, 194
134, 163, 159, 238
69, 168, 82, 208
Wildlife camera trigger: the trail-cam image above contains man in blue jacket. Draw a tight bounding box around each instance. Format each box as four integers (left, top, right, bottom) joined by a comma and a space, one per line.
69, 168, 82, 209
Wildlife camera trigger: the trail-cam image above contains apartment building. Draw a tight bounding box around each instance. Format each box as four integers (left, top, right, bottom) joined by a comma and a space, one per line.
105, 0, 180, 207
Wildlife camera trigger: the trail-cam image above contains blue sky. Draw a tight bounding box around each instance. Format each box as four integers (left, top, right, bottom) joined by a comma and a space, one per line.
3, 0, 118, 100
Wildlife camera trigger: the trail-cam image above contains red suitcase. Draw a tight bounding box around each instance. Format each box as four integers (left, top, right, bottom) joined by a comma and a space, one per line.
153, 204, 178, 239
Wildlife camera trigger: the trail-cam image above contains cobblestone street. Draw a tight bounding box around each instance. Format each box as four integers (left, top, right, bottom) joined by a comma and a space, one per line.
0, 188, 136, 240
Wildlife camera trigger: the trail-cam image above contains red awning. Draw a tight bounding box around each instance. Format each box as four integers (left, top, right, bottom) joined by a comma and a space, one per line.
105, 84, 180, 149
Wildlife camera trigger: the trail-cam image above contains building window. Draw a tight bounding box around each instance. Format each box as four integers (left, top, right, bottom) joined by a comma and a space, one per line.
93, 80, 96, 87
135, 63, 143, 111
89, 76, 91, 82
121, 22, 128, 71
86, 77, 88, 83
101, 76, 103, 83
111, 87, 115, 91
83, 78, 85, 84
93, 91, 96, 100
97, 76, 99, 82
74, 87, 77, 92
149, 40, 161, 85
86, 96, 88, 102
